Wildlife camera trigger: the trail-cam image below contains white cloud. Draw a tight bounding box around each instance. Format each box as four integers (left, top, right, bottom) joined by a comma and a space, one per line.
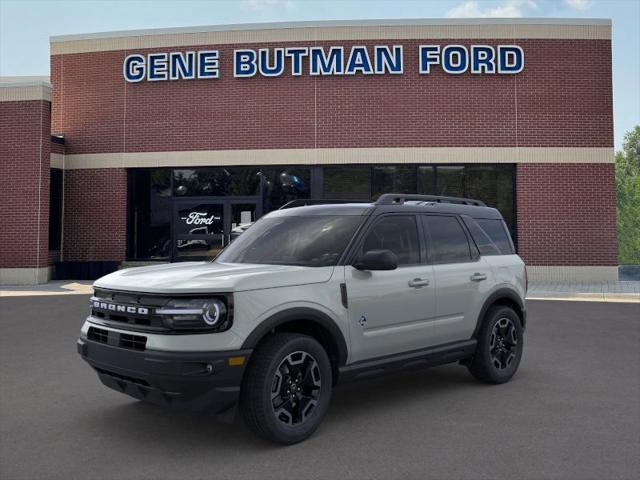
242, 0, 294, 10
446, 0, 538, 18
563, 0, 591, 10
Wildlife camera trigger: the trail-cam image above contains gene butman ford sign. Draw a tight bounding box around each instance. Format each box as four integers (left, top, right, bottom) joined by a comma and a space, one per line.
123, 44, 524, 82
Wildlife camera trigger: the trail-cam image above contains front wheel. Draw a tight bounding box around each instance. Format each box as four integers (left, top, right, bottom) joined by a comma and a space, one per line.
468, 306, 523, 384
240, 333, 332, 444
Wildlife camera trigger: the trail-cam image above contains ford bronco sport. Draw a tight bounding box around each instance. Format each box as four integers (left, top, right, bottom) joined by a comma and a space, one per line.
78, 194, 526, 444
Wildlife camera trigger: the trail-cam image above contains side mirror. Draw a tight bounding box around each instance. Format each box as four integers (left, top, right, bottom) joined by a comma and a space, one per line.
353, 249, 398, 271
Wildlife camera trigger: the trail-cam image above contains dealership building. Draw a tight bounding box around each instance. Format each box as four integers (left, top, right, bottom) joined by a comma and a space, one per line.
0, 18, 616, 285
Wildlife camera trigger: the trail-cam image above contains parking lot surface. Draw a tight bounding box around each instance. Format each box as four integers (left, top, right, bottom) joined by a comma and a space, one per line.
1, 295, 638, 480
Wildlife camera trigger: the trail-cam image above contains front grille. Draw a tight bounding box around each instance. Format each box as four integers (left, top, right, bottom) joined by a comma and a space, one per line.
90, 289, 169, 332
87, 326, 147, 351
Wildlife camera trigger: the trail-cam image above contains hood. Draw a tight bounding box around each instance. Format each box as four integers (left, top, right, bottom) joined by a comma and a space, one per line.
93, 261, 335, 294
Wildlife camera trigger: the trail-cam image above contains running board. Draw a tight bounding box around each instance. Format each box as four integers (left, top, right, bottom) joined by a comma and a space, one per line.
337, 339, 477, 384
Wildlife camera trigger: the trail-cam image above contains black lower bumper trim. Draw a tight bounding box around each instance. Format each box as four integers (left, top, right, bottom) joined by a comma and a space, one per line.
77, 338, 251, 412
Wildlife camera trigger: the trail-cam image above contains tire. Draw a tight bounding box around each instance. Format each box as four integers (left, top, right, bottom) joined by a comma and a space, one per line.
240, 333, 332, 444
468, 306, 523, 384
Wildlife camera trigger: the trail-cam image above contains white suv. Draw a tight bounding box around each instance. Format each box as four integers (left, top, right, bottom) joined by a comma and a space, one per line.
78, 194, 526, 444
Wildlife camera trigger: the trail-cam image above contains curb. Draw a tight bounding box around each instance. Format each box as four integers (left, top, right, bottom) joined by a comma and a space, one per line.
526, 294, 640, 303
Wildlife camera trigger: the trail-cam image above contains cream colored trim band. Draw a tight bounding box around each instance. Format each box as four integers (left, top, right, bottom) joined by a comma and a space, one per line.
61, 147, 614, 170
50, 153, 64, 169
0, 84, 52, 102
0, 267, 51, 286
51, 19, 611, 55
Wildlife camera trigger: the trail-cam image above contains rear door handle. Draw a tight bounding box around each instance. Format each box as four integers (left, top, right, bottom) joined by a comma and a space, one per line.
470, 273, 487, 282
408, 278, 430, 288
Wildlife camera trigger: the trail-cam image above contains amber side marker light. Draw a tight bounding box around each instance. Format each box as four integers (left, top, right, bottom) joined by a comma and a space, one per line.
228, 356, 246, 366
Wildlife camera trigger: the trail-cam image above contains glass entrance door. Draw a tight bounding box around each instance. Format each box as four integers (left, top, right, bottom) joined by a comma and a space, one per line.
172, 197, 261, 261
174, 201, 225, 260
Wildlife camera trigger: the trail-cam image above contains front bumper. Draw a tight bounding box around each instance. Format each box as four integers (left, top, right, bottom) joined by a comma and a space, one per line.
77, 338, 251, 413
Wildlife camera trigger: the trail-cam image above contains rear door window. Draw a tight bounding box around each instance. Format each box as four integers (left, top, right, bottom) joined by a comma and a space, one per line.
422, 215, 472, 264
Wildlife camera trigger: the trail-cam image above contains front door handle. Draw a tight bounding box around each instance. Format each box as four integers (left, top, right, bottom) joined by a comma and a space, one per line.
470, 273, 487, 282
408, 278, 430, 288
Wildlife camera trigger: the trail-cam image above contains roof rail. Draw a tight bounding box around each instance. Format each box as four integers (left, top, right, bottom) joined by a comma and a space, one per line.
279, 199, 370, 209
375, 194, 486, 207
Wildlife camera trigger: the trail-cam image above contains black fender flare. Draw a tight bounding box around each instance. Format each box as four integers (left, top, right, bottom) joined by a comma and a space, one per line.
473, 288, 526, 338
240, 307, 349, 367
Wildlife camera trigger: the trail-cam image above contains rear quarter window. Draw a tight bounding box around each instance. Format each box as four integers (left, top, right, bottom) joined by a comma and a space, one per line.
474, 218, 515, 255
463, 217, 501, 256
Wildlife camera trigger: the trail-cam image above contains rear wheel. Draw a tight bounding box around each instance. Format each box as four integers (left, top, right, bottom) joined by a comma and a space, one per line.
240, 333, 332, 444
468, 306, 523, 384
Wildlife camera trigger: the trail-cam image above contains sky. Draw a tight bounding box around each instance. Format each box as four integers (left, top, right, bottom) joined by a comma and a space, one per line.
1, 0, 638, 149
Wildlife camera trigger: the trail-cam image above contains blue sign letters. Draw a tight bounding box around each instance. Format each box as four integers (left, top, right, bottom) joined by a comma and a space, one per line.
123, 44, 524, 82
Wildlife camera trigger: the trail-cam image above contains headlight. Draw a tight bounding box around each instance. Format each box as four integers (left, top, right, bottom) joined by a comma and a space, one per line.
156, 298, 230, 332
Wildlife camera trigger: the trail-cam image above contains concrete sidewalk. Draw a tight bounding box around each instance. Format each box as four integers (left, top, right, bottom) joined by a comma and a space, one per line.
527, 281, 640, 303
0, 281, 93, 297
1, 279, 639, 303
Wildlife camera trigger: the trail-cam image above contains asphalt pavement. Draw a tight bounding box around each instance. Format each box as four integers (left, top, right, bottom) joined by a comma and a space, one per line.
0, 295, 638, 480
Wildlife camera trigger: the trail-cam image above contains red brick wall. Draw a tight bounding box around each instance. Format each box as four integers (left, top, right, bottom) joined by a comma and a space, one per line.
51, 39, 612, 154
51, 141, 65, 154
48, 35, 615, 268
516, 163, 617, 266
0, 100, 51, 269
63, 168, 127, 261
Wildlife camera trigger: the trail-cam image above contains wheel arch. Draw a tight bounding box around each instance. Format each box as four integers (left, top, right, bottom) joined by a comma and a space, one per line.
473, 288, 526, 338
241, 307, 349, 381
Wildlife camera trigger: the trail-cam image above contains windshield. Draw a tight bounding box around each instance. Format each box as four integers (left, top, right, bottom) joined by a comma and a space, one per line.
216, 215, 362, 267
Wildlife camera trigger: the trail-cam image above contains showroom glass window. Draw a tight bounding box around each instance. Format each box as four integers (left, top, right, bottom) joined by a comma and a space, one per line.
260, 167, 311, 212
372, 166, 416, 199
128, 164, 515, 261
323, 166, 371, 200
48, 168, 63, 251
172, 167, 262, 197
128, 166, 311, 260
128, 169, 172, 260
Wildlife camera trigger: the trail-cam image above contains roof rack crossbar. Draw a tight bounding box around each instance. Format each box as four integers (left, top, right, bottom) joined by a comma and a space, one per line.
375, 194, 486, 207
279, 199, 370, 209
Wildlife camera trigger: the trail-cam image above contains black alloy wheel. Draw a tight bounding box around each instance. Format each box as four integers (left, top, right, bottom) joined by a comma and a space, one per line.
467, 305, 523, 384
271, 351, 322, 426
489, 317, 519, 370
240, 333, 332, 444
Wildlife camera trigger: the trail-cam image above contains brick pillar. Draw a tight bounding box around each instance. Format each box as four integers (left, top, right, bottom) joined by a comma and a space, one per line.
516, 163, 618, 281
0, 80, 52, 284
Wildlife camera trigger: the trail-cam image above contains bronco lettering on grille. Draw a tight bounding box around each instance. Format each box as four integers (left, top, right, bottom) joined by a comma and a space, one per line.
92, 300, 149, 315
